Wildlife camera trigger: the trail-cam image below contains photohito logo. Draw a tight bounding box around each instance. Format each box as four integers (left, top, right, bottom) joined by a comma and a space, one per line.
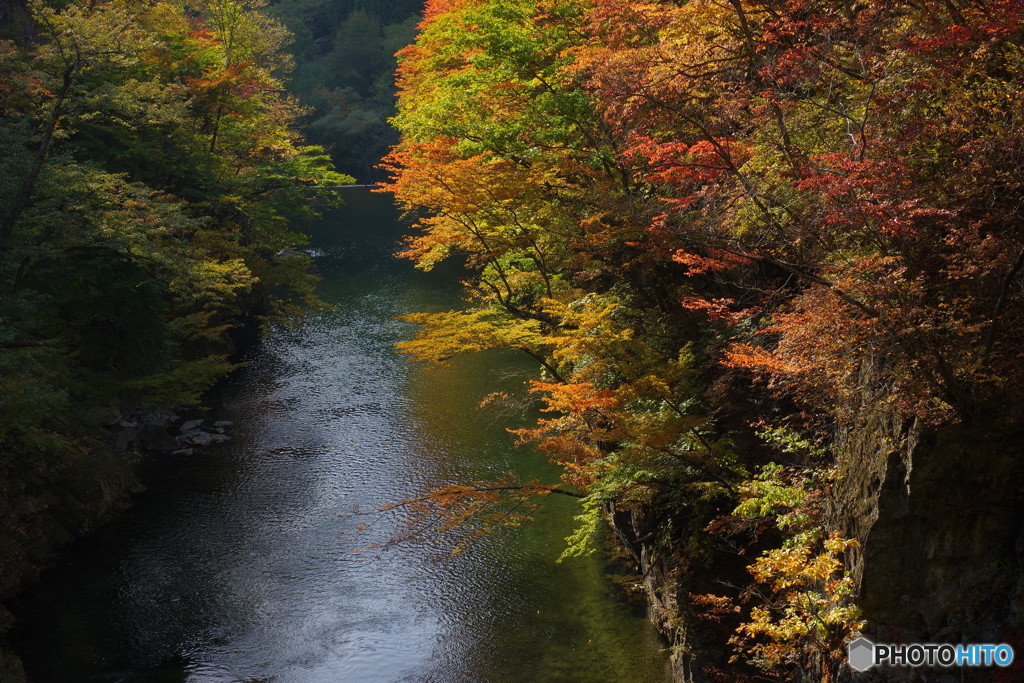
848, 637, 1015, 672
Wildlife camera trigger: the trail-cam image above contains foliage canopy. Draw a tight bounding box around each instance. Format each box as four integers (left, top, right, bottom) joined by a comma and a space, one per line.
0, 0, 349, 471
386, 0, 1024, 676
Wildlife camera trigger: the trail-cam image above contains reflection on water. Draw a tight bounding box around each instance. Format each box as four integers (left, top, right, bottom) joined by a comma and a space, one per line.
13, 191, 669, 682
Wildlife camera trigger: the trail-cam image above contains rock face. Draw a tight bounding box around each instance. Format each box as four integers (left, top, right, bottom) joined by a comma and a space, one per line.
605, 503, 736, 683
615, 369, 1024, 683
814, 358, 1024, 680
606, 504, 687, 680
830, 416, 1024, 672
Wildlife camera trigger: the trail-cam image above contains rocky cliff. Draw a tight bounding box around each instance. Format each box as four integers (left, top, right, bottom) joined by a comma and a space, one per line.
613, 371, 1024, 682
828, 409, 1024, 680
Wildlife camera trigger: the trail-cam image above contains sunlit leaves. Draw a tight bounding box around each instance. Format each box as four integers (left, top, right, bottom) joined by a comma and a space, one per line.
716, 464, 864, 680
387, 0, 748, 559
731, 531, 863, 681
397, 310, 543, 361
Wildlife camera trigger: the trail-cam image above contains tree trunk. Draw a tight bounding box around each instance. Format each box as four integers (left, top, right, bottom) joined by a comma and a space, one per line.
1, 62, 75, 242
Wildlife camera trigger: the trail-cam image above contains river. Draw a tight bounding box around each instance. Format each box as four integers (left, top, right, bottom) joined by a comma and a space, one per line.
12, 190, 670, 682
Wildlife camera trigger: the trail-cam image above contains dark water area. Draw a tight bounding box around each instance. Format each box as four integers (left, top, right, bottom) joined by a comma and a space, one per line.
11, 191, 670, 682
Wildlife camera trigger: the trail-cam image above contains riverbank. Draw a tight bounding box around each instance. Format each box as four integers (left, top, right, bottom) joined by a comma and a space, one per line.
0, 446, 139, 681
0, 404, 246, 680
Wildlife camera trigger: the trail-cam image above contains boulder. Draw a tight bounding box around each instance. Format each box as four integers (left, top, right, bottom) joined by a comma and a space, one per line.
112, 429, 136, 453
139, 423, 178, 452
184, 432, 214, 447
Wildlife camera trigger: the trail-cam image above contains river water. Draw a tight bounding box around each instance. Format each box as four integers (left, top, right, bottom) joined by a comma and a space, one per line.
13, 190, 669, 682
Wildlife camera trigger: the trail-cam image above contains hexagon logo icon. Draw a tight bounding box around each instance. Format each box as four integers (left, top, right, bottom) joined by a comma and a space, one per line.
848, 637, 876, 672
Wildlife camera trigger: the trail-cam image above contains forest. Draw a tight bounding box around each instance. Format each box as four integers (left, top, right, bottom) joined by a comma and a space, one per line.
0, 0, 414, 484
265, 0, 423, 180
2, 0, 1024, 681
386, 0, 1024, 680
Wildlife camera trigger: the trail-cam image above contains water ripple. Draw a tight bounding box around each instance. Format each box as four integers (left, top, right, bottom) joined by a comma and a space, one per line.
13, 191, 670, 683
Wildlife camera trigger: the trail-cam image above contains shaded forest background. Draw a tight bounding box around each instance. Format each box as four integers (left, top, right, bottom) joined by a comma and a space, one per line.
0, 0, 420, 466
268, 0, 422, 181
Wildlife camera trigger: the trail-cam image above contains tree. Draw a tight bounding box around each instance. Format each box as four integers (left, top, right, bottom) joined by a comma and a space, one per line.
386, 0, 1024, 677
267, 0, 422, 180
1, 0, 148, 239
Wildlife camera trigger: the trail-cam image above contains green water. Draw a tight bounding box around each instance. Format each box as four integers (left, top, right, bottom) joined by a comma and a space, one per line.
13, 190, 670, 682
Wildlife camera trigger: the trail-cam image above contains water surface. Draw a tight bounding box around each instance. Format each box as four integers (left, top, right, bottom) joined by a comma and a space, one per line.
13, 190, 670, 682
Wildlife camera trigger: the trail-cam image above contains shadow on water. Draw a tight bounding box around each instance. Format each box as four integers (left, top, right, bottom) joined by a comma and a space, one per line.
12, 190, 670, 682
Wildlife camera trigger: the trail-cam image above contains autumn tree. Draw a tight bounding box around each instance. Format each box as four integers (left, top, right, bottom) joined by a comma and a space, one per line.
387, 0, 1024, 677
386, 0, 745, 567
